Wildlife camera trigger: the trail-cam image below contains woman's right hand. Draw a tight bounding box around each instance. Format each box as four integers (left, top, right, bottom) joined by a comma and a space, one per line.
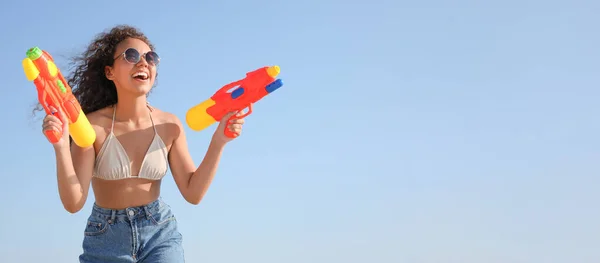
42, 106, 70, 150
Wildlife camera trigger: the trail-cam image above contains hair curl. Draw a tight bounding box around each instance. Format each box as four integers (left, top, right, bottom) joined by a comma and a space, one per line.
33, 25, 156, 115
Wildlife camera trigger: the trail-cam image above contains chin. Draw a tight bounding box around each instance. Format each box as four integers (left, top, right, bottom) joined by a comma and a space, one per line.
129, 79, 154, 94
134, 87, 152, 96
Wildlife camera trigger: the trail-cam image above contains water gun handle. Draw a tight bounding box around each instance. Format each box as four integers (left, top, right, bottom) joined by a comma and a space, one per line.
215, 79, 253, 138
223, 103, 254, 138
37, 87, 62, 143
45, 124, 61, 143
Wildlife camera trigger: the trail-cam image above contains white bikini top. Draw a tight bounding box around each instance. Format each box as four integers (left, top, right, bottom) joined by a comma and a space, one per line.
93, 105, 169, 180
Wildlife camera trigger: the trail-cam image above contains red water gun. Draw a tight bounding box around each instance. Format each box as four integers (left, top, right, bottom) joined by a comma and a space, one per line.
185, 65, 284, 138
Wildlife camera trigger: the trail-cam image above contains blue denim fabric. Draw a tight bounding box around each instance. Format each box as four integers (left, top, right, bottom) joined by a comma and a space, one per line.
79, 197, 185, 263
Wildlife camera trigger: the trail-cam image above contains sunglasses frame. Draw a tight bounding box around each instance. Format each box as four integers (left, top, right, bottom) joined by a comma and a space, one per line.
114, 47, 160, 66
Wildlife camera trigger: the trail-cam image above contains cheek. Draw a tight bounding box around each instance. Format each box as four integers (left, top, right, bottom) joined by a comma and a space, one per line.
114, 67, 133, 80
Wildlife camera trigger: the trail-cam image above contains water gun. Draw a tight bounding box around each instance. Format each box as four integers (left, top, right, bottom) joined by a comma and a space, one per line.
22, 47, 96, 148
186, 65, 284, 138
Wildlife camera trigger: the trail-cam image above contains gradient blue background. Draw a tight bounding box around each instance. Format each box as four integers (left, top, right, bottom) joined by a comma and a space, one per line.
1, 0, 599, 262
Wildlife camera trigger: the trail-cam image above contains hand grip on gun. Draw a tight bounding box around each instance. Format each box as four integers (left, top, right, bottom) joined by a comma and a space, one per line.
185, 65, 284, 138
22, 47, 97, 147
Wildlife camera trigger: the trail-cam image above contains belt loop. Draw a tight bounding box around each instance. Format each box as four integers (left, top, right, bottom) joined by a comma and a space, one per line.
143, 206, 150, 219
110, 210, 116, 223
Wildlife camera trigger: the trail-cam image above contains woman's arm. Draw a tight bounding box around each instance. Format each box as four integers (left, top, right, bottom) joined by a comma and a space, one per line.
54, 143, 95, 213
168, 112, 242, 205
46, 108, 96, 213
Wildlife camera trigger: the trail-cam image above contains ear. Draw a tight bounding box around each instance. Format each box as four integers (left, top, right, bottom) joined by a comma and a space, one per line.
105, 66, 115, 80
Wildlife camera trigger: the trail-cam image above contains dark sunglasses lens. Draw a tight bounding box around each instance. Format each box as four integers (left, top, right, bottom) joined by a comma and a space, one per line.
145, 51, 160, 65
124, 48, 140, 63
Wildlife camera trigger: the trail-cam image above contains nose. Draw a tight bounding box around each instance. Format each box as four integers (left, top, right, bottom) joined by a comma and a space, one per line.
137, 56, 149, 67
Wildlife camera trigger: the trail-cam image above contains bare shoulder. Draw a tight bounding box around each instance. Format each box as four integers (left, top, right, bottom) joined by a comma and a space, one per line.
84, 107, 115, 140
148, 106, 182, 126
148, 106, 186, 138
86, 107, 113, 128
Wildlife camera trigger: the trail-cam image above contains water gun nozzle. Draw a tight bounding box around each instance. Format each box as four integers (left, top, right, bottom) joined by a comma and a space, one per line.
267, 65, 280, 78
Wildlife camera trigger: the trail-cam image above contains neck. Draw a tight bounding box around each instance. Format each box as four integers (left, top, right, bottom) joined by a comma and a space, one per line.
114, 93, 150, 124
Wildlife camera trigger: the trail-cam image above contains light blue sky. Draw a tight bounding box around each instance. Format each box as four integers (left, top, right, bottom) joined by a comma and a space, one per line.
1, 0, 598, 262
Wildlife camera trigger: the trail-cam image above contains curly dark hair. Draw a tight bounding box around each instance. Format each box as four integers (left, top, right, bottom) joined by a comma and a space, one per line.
33, 24, 156, 115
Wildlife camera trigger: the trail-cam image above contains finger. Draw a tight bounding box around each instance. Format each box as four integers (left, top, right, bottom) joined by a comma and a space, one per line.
227, 127, 241, 136
44, 114, 61, 123
43, 119, 62, 129
55, 109, 69, 124
42, 125, 62, 135
49, 107, 64, 122
221, 111, 236, 122
43, 115, 63, 128
46, 107, 68, 129
42, 119, 62, 127
229, 123, 243, 130
43, 124, 62, 133
43, 118, 61, 128
230, 118, 245, 125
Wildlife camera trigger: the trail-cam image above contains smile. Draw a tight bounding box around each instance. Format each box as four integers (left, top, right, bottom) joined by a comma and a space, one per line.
132, 71, 149, 81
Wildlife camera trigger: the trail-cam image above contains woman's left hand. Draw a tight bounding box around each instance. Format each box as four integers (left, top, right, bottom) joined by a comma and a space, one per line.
212, 111, 245, 145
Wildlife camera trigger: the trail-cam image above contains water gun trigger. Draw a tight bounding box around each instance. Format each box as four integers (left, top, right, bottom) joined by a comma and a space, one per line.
223, 103, 253, 138
235, 103, 253, 119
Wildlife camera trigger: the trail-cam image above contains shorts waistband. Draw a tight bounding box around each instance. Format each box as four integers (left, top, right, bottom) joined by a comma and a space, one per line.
91, 197, 166, 220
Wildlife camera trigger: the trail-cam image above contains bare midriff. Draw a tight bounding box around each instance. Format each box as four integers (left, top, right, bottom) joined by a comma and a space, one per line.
91, 177, 162, 209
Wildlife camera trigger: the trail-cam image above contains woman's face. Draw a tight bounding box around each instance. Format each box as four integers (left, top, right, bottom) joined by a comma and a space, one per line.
105, 37, 159, 96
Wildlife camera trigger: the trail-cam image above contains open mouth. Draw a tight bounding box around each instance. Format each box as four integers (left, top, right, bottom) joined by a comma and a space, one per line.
132, 71, 149, 81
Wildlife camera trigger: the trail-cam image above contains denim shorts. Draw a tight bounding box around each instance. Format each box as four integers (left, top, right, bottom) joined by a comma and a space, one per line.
78, 197, 185, 263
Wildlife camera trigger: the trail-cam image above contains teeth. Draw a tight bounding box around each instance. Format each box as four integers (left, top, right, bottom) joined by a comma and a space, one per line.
133, 72, 148, 78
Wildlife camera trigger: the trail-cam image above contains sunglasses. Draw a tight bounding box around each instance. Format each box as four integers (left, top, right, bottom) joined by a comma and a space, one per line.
115, 48, 160, 66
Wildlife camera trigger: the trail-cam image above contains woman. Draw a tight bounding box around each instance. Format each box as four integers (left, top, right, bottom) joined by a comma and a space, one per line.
40, 25, 243, 262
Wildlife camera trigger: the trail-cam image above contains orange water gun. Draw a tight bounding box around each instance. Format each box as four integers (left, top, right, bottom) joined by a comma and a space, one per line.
186, 66, 284, 138
22, 47, 96, 147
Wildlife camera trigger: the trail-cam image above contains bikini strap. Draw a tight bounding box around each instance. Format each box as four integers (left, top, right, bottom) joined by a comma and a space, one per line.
111, 105, 116, 132
147, 104, 158, 134
110, 104, 156, 134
